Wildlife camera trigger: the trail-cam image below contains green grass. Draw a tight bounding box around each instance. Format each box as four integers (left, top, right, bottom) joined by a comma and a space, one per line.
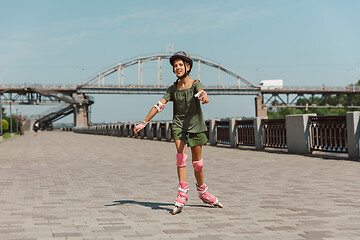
2, 132, 12, 139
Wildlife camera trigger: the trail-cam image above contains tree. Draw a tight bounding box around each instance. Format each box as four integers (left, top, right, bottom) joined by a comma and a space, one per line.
268, 80, 360, 118
2, 119, 9, 132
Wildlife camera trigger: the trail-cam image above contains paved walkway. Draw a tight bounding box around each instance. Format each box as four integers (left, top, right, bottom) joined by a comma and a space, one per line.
0, 131, 359, 240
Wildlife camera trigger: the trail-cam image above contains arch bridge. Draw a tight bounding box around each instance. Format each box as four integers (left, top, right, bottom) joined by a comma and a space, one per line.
0, 53, 261, 129
77, 53, 259, 95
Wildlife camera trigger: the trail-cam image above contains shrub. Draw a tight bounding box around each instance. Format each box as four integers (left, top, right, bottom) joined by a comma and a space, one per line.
1, 119, 9, 132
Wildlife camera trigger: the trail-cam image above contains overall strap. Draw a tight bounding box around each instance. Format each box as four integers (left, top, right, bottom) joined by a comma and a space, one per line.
192, 80, 200, 95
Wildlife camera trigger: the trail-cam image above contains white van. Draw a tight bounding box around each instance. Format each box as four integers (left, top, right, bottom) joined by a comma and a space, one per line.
259, 79, 283, 90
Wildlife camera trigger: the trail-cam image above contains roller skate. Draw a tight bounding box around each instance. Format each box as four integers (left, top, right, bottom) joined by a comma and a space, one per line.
196, 183, 223, 208
172, 181, 189, 215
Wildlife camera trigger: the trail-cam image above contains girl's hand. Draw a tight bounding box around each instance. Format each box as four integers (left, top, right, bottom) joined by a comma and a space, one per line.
134, 121, 148, 134
200, 94, 210, 104
133, 126, 142, 134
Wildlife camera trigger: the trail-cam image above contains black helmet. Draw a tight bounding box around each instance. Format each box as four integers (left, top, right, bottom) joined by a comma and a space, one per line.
169, 51, 193, 70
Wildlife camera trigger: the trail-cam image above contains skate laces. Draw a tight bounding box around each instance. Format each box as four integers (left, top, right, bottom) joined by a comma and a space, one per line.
177, 191, 188, 200
196, 184, 208, 194
197, 187, 212, 199
175, 185, 189, 207
178, 186, 189, 193
201, 191, 213, 201
177, 186, 189, 200
197, 184, 218, 203
176, 183, 189, 201
178, 182, 189, 193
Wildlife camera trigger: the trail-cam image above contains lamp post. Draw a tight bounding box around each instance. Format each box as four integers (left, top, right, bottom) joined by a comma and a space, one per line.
9, 101, 12, 134
16, 109, 18, 133
19, 113, 22, 135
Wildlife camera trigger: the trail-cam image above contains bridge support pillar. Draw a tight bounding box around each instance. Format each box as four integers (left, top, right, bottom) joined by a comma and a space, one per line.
75, 94, 90, 128
255, 95, 267, 117
347, 111, 360, 161
76, 105, 89, 128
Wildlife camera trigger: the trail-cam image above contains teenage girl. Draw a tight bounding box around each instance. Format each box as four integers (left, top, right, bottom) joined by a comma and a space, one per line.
134, 51, 223, 214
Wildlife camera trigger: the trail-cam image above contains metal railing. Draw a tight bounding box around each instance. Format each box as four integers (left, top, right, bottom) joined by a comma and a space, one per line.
216, 120, 230, 144
72, 115, 353, 157
151, 124, 157, 140
262, 118, 287, 149
236, 120, 255, 146
309, 116, 347, 153
160, 122, 166, 140
73, 119, 260, 147
73, 119, 254, 146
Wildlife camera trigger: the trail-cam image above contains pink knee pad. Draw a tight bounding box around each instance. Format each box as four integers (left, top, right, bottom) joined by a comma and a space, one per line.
192, 159, 204, 171
176, 153, 187, 167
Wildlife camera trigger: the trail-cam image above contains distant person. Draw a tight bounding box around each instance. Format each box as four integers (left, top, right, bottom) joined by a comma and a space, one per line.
134, 51, 223, 214
32, 121, 40, 136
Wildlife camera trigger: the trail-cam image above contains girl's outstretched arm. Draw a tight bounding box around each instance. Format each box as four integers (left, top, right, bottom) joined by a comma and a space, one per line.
196, 89, 210, 104
134, 98, 168, 134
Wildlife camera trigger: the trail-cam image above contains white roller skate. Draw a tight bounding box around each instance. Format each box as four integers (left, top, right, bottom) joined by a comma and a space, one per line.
196, 183, 223, 208
172, 181, 189, 215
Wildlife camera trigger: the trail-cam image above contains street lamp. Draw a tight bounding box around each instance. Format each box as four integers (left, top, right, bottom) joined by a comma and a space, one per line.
16, 109, 18, 133
9, 101, 12, 133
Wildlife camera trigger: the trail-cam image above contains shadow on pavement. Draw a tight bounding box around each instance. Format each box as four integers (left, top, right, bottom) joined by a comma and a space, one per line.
105, 200, 209, 214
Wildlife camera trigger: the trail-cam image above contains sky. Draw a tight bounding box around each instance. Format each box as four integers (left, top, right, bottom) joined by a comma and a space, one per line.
1, 0, 360, 123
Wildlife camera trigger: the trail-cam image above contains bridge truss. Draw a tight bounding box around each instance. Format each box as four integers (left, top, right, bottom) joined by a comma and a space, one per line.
0, 85, 77, 105
261, 87, 360, 109
0, 85, 93, 129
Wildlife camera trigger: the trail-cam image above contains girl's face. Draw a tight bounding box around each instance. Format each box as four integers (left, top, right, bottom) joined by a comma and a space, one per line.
173, 59, 189, 78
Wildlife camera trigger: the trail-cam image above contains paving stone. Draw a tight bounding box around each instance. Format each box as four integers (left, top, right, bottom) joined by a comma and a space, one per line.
53, 232, 83, 237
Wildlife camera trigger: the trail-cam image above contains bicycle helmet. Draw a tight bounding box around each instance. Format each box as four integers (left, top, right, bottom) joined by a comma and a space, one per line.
169, 51, 193, 71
